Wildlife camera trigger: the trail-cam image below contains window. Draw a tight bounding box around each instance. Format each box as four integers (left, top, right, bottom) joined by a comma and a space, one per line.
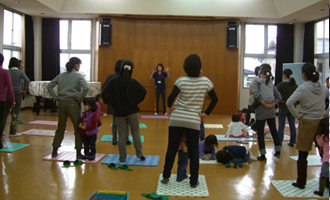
60, 19, 92, 80
243, 24, 277, 88
314, 19, 329, 82
2, 9, 23, 69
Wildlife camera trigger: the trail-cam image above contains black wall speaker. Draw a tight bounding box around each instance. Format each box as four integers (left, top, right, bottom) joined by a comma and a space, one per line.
226, 22, 238, 49
100, 18, 112, 46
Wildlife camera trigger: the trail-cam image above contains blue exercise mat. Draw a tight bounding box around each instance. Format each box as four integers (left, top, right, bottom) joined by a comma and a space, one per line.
0, 142, 29, 152
100, 135, 144, 142
101, 154, 160, 166
111, 123, 147, 128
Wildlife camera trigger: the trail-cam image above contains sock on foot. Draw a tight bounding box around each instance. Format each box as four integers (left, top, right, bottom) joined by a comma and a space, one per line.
52, 147, 58, 157
140, 156, 145, 161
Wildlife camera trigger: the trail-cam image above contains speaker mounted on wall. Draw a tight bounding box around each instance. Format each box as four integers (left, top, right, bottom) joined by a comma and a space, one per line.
226, 21, 238, 49
100, 18, 112, 46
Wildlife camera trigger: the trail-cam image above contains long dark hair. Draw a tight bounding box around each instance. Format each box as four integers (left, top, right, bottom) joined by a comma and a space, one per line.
8, 57, 19, 69
301, 63, 319, 83
119, 60, 134, 98
283, 68, 296, 86
205, 134, 218, 148
66, 57, 82, 72
115, 60, 124, 73
259, 63, 273, 85
315, 118, 329, 143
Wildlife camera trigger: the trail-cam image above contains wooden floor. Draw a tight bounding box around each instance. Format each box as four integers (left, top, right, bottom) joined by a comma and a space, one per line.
0, 108, 324, 200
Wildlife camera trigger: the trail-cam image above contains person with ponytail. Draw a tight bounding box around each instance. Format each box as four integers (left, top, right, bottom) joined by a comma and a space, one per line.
286, 63, 329, 190
2, 57, 30, 137
47, 57, 89, 160
276, 69, 298, 146
252, 63, 282, 161
102, 60, 147, 162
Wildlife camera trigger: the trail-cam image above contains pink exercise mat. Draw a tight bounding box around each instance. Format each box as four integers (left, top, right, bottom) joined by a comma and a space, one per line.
21, 129, 56, 136
141, 114, 169, 119
43, 151, 106, 164
264, 134, 290, 141
28, 120, 58, 126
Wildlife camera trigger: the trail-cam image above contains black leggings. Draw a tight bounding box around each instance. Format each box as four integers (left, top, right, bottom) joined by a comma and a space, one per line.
298, 151, 309, 161
155, 88, 166, 114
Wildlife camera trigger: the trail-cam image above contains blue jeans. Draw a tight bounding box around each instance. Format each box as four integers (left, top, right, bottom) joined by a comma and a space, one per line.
277, 108, 296, 144
200, 120, 205, 141
177, 150, 189, 181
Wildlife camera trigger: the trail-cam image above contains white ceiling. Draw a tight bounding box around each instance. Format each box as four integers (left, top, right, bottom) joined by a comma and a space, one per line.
0, 0, 328, 23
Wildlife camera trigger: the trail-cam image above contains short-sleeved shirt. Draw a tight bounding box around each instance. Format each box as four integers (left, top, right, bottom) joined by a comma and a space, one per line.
169, 76, 214, 130
153, 72, 168, 90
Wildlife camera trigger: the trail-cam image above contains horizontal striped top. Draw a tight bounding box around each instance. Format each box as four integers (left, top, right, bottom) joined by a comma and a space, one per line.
169, 76, 214, 130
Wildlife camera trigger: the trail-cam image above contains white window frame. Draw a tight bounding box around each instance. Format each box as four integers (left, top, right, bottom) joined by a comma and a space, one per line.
314, 18, 329, 82
241, 23, 277, 88
2, 8, 23, 69
59, 19, 95, 81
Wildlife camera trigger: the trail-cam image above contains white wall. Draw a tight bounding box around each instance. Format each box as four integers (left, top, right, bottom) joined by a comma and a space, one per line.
21, 16, 43, 108
0, 5, 4, 52
294, 23, 304, 62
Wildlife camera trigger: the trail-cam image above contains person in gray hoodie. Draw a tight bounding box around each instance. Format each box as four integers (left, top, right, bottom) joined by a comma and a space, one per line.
286, 63, 329, 189
252, 63, 282, 162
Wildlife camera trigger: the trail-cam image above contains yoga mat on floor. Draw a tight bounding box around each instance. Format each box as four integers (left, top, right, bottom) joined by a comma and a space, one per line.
28, 120, 58, 126
215, 135, 257, 142
100, 135, 144, 142
43, 151, 106, 164
0, 142, 29, 152
204, 124, 223, 129
199, 159, 218, 164
21, 129, 57, 136
272, 180, 329, 198
141, 114, 169, 119
101, 154, 160, 166
265, 135, 291, 141
156, 174, 209, 197
111, 123, 147, 128
289, 155, 322, 166
285, 124, 299, 128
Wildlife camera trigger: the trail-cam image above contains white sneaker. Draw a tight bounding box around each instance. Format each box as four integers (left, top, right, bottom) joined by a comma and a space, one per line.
164, 113, 167, 116
9, 133, 21, 137
154, 113, 158, 116
3, 131, 10, 142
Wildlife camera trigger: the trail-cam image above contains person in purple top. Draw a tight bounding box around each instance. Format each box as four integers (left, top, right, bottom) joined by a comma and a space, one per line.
199, 134, 218, 160
0, 53, 15, 149
150, 63, 170, 115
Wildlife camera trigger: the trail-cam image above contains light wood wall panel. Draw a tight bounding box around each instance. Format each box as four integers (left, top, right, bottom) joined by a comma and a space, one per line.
96, 17, 240, 114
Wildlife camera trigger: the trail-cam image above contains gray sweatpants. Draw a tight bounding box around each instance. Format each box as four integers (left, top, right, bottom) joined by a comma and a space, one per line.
116, 112, 143, 162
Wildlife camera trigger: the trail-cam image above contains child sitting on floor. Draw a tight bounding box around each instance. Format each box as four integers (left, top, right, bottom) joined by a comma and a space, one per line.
95, 94, 104, 127
177, 133, 189, 182
313, 118, 329, 197
79, 98, 99, 161
216, 145, 253, 164
199, 134, 218, 160
225, 113, 249, 138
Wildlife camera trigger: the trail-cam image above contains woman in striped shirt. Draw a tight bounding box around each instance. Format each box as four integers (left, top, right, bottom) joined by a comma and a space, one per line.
161, 54, 218, 188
